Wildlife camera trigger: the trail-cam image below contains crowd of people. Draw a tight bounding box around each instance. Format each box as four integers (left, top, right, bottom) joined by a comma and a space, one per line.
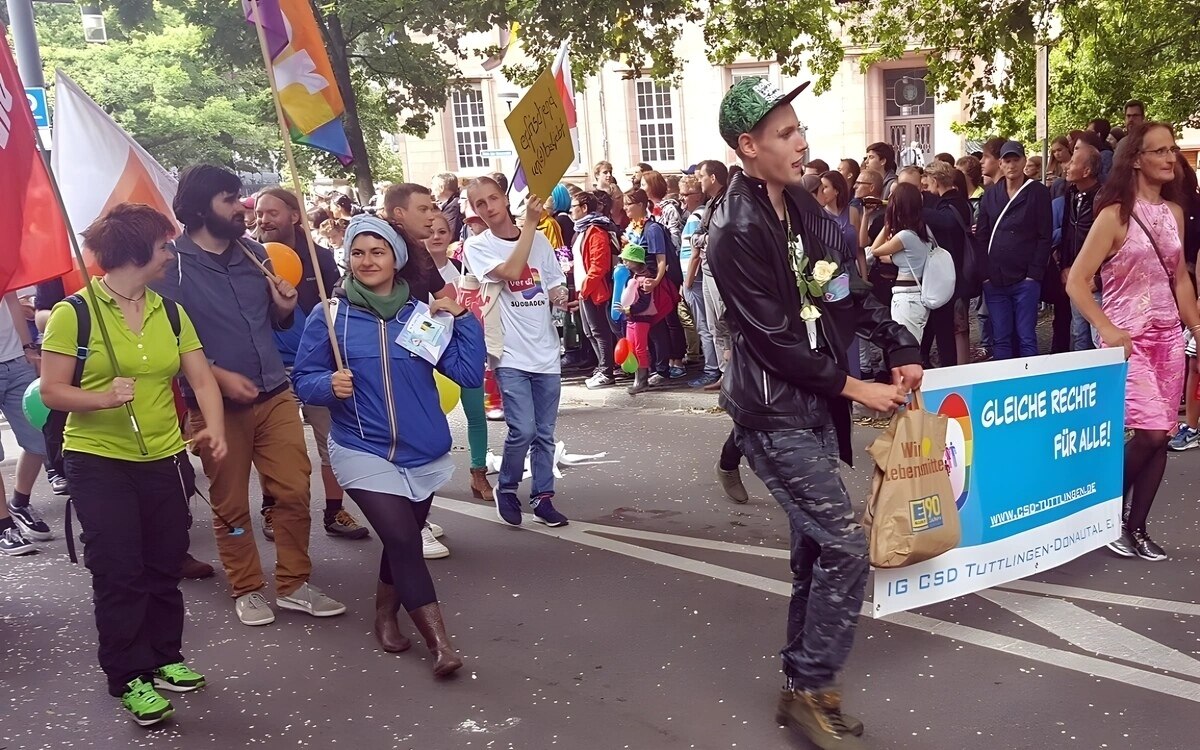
0, 83, 1196, 748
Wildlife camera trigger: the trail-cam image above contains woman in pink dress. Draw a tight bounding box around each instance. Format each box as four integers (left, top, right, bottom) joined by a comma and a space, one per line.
1068, 122, 1200, 561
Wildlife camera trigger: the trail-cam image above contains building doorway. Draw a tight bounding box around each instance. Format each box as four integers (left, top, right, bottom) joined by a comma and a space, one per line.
883, 68, 934, 166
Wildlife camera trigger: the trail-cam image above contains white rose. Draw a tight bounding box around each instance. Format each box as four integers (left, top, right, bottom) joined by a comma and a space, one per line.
800, 304, 822, 321
811, 260, 838, 285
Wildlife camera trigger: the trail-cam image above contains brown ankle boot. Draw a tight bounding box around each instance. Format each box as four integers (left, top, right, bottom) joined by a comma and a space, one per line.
374, 582, 411, 653
469, 467, 494, 501
407, 602, 463, 676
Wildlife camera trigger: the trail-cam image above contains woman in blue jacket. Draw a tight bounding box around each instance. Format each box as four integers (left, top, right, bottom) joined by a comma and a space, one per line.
293, 215, 484, 677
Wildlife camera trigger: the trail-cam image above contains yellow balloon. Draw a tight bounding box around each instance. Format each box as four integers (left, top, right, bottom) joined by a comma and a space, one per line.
433, 371, 461, 415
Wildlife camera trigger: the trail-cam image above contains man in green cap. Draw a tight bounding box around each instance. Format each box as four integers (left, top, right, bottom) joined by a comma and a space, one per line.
707, 76, 924, 749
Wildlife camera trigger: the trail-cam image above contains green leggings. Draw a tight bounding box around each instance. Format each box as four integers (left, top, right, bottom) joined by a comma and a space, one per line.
459, 386, 488, 469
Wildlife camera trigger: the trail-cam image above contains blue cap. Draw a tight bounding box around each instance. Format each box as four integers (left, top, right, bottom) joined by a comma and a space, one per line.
344, 214, 408, 270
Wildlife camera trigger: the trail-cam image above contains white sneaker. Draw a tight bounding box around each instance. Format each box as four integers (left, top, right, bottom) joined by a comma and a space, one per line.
276, 582, 347, 617
427, 521, 444, 539
422, 525, 450, 559
235, 591, 276, 626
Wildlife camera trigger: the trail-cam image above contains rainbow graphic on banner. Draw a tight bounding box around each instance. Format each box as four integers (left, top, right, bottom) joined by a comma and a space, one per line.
242, 0, 353, 164
937, 392, 974, 511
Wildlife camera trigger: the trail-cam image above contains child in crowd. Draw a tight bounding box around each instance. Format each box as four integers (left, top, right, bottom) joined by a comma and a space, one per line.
619, 243, 671, 395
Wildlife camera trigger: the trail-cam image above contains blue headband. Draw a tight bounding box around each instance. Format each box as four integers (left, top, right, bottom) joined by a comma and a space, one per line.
343, 214, 408, 270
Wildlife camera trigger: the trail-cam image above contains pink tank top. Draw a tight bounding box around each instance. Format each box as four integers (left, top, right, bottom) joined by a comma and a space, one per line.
1101, 199, 1181, 335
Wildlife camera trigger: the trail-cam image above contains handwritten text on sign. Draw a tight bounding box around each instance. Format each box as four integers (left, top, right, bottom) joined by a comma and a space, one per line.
504, 68, 574, 200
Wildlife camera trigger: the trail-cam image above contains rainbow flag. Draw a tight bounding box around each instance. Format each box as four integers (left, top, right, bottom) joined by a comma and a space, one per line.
243, 0, 353, 164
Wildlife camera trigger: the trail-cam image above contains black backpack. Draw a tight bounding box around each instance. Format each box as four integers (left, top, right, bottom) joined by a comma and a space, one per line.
47, 294, 182, 562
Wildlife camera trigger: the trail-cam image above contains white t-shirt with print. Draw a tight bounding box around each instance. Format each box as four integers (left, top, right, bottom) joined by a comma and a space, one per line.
464, 230, 566, 374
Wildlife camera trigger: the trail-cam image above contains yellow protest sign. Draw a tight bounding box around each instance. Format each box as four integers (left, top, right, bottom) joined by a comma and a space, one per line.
504, 68, 574, 200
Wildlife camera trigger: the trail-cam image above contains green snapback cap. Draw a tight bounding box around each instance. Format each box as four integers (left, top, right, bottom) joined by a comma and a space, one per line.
718, 77, 811, 149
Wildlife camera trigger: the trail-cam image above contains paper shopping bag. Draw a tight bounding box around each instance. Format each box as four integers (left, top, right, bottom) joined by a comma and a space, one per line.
862, 394, 961, 568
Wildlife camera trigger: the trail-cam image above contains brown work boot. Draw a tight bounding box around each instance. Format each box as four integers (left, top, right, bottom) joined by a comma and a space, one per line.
374, 582, 411, 653
470, 468, 494, 501
715, 463, 749, 504
407, 602, 463, 677
776, 688, 865, 748
179, 553, 214, 580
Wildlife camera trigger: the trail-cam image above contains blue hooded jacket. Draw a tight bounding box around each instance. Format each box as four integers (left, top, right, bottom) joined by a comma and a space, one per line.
291, 216, 485, 467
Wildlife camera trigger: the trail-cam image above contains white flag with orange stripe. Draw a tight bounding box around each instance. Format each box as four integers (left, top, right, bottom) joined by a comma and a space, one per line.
51, 70, 178, 292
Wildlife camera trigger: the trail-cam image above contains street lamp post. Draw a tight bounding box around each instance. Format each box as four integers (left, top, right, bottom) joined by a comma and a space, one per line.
497, 90, 520, 178
5, 0, 44, 89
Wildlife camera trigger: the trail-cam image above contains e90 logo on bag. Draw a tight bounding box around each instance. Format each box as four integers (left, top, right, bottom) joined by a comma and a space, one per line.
909, 494, 944, 532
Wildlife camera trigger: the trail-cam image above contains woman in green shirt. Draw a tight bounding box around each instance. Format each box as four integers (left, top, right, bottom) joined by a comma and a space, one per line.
41, 203, 227, 727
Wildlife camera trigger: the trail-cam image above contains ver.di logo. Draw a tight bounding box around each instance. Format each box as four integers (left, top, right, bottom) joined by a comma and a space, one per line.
508, 266, 545, 300
937, 392, 973, 510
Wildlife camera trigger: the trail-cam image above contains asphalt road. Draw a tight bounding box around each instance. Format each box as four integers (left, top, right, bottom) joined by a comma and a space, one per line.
1, 380, 1198, 750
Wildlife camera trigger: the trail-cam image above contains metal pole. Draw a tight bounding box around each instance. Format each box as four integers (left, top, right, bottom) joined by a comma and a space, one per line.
5, 0, 44, 88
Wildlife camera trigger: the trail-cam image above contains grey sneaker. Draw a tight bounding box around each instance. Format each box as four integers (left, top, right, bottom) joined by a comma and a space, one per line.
1131, 530, 1167, 561
716, 464, 750, 504
276, 583, 347, 617
235, 591, 276, 626
1107, 527, 1136, 558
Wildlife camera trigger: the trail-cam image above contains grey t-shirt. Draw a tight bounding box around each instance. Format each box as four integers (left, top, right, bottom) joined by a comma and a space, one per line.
892, 229, 933, 281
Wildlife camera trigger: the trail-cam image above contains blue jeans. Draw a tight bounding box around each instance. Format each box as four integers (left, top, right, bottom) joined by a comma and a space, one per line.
683, 279, 720, 375
1070, 290, 1103, 351
0, 357, 46, 460
495, 368, 561, 498
983, 279, 1040, 359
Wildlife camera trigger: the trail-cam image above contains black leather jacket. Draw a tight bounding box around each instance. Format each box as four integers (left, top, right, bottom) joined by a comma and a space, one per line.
706, 168, 920, 465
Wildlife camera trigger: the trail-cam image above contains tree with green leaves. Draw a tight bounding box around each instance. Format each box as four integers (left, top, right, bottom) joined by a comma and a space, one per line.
844, 0, 1200, 140
13, 3, 278, 171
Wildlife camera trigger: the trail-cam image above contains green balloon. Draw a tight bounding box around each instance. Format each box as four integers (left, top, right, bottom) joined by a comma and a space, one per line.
621, 353, 638, 374
23, 378, 50, 430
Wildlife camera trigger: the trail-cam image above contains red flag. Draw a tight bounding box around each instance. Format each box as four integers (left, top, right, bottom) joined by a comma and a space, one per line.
0, 26, 73, 294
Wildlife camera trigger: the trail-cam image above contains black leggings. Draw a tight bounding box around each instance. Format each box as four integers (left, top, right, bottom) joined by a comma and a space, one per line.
1123, 429, 1170, 533
346, 489, 436, 612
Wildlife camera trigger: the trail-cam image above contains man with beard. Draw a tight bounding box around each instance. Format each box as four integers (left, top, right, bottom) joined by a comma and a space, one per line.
155, 165, 346, 627
254, 188, 369, 542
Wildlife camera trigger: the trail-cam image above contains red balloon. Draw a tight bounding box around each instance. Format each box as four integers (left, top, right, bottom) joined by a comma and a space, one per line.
614, 338, 631, 364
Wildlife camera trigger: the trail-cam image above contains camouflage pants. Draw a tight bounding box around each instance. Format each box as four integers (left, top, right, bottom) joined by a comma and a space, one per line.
735, 424, 869, 691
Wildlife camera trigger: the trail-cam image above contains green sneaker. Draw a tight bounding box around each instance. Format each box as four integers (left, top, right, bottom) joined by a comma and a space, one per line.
121, 677, 174, 727
153, 662, 206, 693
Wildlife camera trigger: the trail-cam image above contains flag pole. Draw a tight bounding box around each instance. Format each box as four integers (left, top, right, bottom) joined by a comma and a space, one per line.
31, 126, 149, 456
249, 0, 344, 372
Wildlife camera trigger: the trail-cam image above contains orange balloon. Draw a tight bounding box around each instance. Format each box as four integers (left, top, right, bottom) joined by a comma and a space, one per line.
263, 242, 303, 286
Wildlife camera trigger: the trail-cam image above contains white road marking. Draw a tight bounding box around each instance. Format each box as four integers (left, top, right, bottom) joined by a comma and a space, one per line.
434, 496, 1200, 703
978, 589, 1200, 680
997, 579, 1200, 617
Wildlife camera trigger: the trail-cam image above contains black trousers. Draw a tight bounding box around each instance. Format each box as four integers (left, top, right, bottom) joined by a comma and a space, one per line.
580, 297, 616, 376
921, 301, 958, 368
347, 489, 437, 612
65, 450, 190, 696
